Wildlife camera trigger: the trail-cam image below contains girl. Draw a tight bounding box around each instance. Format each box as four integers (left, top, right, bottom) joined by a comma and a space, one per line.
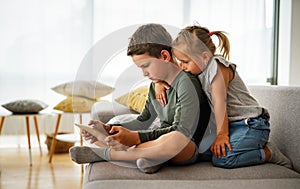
156, 25, 292, 169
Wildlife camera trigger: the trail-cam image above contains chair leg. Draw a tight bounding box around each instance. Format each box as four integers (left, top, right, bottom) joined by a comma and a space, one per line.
25, 116, 32, 166
48, 114, 62, 163
33, 115, 42, 156
0, 116, 5, 135
79, 113, 84, 174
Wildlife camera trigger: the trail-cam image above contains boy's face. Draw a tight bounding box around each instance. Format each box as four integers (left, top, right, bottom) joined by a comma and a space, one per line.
132, 53, 166, 83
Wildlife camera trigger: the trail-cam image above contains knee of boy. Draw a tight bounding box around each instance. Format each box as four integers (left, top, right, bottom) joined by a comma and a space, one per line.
212, 155, 237, 169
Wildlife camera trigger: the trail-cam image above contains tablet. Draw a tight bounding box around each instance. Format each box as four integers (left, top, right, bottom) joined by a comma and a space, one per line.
74, 123, 108, 142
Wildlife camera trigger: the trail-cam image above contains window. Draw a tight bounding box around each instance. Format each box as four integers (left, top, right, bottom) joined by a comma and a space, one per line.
0, 0, 275, 109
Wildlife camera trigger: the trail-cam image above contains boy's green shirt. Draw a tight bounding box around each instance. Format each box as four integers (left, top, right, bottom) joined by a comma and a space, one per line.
119, 71, 210, 144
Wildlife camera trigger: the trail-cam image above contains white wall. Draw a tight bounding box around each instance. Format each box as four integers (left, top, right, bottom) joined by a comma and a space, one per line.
278, 0, 300, 86
289, 0, 300, 85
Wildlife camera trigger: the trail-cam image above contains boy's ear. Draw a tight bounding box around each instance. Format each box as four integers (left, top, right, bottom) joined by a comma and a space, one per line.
160, 50, 171, 62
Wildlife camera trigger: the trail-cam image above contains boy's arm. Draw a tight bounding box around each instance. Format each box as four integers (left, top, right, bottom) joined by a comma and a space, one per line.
138, 75, 202, 143
210, 63, 233, 158
107, 85, 158, 147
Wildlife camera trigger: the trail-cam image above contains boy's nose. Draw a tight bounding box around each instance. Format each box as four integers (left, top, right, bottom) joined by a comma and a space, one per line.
143, 70, 148, 77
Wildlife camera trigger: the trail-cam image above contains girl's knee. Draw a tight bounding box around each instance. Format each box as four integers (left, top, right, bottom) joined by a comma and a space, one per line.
212, 155, 237, 169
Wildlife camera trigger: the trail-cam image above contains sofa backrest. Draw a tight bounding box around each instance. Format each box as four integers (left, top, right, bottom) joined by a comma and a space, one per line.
248, 86, 300, 173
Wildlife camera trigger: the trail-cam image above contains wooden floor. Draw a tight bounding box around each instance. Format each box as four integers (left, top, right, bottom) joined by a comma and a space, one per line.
0, 135, 83, 189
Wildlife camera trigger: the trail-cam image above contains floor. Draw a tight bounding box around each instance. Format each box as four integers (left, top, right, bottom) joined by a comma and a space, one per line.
0, 135, 83, 189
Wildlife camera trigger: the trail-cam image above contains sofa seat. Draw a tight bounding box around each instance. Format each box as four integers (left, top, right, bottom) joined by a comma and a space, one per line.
84, 162, 300, 189
86, 162, 300, 181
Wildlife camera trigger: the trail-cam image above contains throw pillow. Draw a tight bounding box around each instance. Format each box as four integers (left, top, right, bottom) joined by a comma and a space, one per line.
115, 85, 149, 113
51, 80, 114, 100
54, 96, 98, 113
2, 99, 48, 114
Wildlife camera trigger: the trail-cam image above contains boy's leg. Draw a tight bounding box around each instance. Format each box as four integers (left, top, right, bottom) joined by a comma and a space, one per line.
134, 131, 197, 174
111, 131, 195, 162
70, 131, 196, 165
212, 117, 270, 168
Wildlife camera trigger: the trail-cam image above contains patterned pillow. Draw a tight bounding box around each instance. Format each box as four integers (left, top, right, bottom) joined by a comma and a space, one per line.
115, 86, 149, 113
54, 96, 100, 113
2, 99, 48, 114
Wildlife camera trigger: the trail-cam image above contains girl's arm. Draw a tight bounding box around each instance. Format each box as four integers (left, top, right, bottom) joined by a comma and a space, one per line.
154, 81, 170, 106
210, 63, 234, 158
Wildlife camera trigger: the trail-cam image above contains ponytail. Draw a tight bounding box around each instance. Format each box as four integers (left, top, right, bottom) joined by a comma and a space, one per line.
210, 30, 230, 60
173, 25, 230, 60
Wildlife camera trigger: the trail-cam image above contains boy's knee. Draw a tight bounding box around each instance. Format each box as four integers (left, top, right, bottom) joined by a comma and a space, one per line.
212, 155, 237, 169
156, 131, 191, 156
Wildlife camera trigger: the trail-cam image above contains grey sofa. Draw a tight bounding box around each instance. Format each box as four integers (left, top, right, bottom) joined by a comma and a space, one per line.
83, 86, 300, 189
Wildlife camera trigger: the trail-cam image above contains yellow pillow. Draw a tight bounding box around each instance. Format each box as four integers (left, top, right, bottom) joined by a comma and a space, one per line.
54, 96, 97, 113
115, 86, 149, 113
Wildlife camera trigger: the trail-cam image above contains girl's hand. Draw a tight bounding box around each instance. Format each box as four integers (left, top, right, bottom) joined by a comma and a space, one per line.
210, 134, 232, 158
105, 126, 140, 147
154, 81, 170, 106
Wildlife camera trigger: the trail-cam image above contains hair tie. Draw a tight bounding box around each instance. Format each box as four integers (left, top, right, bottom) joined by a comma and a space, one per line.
209, 31, 214, 36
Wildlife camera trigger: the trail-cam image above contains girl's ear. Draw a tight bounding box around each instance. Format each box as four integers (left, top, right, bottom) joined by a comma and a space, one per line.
161, 50, 171, 62
202, 51, 212, 63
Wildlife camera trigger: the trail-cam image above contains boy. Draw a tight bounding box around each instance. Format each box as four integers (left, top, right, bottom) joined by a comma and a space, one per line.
70, 23, 210, 173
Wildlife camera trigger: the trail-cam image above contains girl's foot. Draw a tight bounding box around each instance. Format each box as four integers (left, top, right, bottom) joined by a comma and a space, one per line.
265, 142, 293, 169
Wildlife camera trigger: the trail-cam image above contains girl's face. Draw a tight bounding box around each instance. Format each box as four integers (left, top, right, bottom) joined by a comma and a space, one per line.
173, 49, 202, 75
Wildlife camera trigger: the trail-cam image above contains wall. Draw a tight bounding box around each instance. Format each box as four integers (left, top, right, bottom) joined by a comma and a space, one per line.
289, 0, 300, 85
278, 0, 300, 86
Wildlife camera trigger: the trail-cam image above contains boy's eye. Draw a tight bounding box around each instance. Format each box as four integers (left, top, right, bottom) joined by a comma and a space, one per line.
141, 63, 149, 68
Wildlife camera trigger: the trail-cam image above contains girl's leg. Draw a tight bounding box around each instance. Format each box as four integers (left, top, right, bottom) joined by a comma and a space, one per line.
212, 117, 270, 168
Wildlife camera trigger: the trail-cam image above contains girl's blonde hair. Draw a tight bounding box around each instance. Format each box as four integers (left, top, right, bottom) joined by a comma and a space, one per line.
173, 25, 230, 60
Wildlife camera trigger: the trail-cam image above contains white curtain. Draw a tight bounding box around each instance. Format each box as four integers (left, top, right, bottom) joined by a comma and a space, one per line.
0, 0, 274, 134
0, 0, 92, 134
188, 0, 273, 85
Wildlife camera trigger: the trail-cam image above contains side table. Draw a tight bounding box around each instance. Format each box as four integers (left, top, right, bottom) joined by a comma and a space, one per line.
48, 111, 89, 163
0, 113, 44, 166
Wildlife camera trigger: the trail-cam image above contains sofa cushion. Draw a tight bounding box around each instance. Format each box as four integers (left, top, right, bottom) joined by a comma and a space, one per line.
85, 162, 300, 182
83, 179, 300, 189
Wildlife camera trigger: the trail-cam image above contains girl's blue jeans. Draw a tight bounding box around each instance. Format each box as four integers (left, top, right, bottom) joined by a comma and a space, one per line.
210, 116, 270, 168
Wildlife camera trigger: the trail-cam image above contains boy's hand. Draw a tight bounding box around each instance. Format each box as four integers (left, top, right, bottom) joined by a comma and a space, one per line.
105, 126, 140, 147
80, 120, 111, 143
210, 134, 232, 158
81, 129, 98, 143
154, 81, 170, 106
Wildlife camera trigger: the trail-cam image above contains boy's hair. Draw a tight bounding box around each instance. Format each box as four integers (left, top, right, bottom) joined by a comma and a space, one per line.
127, 23, 172, 58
